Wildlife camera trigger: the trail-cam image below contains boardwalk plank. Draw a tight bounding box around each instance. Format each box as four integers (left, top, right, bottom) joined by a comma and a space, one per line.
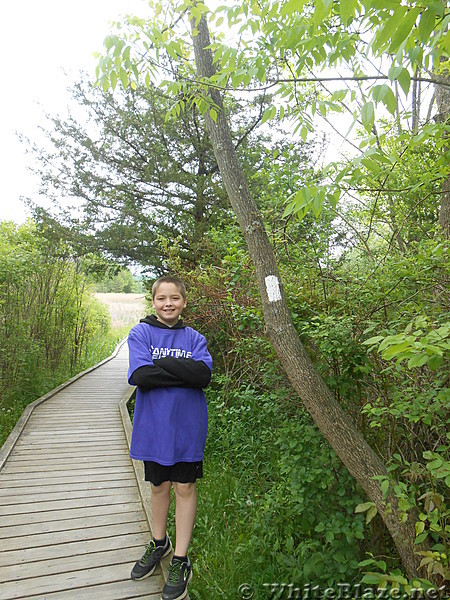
0, 473, 136, 489
0, 484, 138, 504
1, 506, 146, 536
3, 456, 131, 477
19, 579, 161, 600
13, 442, 128, 452
0, 546, 147, 583
5, 447, 126, 460
0, 466, 134, 482
0, 498, 144, 524
0, 559, 161, 599
0, 480, 135, 498
0, 533, 148, 566
1, 517, 148, 553
13, 440, 128, 449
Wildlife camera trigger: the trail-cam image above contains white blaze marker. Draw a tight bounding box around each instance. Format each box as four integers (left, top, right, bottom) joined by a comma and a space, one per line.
265, 275, 282, 302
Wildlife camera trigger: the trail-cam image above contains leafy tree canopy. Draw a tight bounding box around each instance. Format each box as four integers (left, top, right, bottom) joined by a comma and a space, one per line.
25, 75, 320, 272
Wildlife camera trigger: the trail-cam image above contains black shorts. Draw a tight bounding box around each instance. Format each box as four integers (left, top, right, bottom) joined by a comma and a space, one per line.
144, 460, 203, 486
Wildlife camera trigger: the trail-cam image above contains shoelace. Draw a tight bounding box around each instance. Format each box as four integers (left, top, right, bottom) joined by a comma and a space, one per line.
167, 559, 185, 583
142, 540, 157, 563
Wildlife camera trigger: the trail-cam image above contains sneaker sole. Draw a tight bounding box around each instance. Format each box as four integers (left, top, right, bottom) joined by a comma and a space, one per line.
131, 543, 172, 581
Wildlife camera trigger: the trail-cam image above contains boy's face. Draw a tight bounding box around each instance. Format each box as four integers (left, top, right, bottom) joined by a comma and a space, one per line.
152, 282, 186, 327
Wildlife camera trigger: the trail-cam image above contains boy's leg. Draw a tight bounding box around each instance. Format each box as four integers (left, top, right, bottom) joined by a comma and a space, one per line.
151, 480, 172, 539
171, 481, 197, 556
130, 480, 172, 581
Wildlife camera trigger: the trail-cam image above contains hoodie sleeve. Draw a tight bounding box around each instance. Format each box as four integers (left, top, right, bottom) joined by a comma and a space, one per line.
132, 364, 187, 389
153, 357, 211, 388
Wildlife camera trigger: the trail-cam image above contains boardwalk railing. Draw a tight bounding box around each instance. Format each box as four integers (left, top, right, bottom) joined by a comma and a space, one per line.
0, 341, 170, 600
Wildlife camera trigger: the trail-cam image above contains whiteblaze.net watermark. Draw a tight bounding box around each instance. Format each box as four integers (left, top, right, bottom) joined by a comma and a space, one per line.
237, 582, 448, 600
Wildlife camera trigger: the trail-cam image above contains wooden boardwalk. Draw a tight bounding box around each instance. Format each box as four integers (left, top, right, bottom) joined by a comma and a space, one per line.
0, 342, 167, 599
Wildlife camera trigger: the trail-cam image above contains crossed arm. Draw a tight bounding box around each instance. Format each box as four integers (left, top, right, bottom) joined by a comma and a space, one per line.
132, 357, 212, 390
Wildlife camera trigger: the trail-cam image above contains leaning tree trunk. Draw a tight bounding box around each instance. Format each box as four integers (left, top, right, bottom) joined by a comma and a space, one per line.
190, 12, 424, 579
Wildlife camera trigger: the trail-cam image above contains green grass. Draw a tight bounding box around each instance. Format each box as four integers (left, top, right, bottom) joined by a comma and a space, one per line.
187, 462, 281, 599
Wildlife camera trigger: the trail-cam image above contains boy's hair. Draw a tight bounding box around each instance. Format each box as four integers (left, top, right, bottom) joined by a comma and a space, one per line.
151, 276, 187, 300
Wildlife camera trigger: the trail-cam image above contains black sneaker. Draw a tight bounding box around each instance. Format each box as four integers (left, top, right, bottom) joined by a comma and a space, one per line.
161, 557, 192, 600
131, 535, 172, 580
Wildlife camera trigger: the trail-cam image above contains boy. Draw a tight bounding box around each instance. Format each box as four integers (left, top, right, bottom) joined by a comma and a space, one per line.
127, 276, 212, 600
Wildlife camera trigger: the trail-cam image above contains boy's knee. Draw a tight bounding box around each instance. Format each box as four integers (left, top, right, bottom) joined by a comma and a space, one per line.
172, 482, 196, 498
151, 481, 171, 495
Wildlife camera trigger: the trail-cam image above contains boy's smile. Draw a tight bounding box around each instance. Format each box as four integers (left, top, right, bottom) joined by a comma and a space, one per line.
152, 282, 186, 327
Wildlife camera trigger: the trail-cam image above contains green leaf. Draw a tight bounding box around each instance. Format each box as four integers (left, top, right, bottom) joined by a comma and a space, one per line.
389, 574, 408, 585
397, 68, 411, 95
355, 501, 376, 513
407, 354, 429, 368
415, 532, 429, 544
372, 84, 397, 115
119, 68, 129, 89
104, 35, 115, 52
340, 0, 357, 24
312, 191, 324, 217
325, 530, 334, 542
261, 105, 276, 125
361, 573, 383, 585
363, 335, 384, 346
101, 75, 110, 93
123, 45, 131, 63
415, 521, 425, 535
427, 458, 444, 470
398, 497, 411, 512
388, 7, 421, 53
110, 70, 118, 91
427, 354, 443, 370
372, 84, 388, 103
361, 102, 375, 132
372, 6, 407, 53
381, 341, 411, 358
366, 505, 378, 523
281, 0, 305, 15
418, 9, 436, 43
388, 65, 403, 82
314, 0, 332, 30
383, 87, 397, 115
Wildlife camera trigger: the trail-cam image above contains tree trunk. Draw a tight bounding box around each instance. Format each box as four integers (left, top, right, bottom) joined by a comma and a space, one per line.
435, 58, 450, 239
190, 12, 423, 579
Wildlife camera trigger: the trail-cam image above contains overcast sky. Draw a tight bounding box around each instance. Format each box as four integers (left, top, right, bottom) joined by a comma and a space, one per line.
0, 0, 151, 223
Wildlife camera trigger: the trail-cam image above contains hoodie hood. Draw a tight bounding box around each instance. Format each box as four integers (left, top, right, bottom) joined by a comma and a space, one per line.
139, 314, 186, 329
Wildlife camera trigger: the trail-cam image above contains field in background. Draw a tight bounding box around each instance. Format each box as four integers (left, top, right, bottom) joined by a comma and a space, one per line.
95, 292, 147, 328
